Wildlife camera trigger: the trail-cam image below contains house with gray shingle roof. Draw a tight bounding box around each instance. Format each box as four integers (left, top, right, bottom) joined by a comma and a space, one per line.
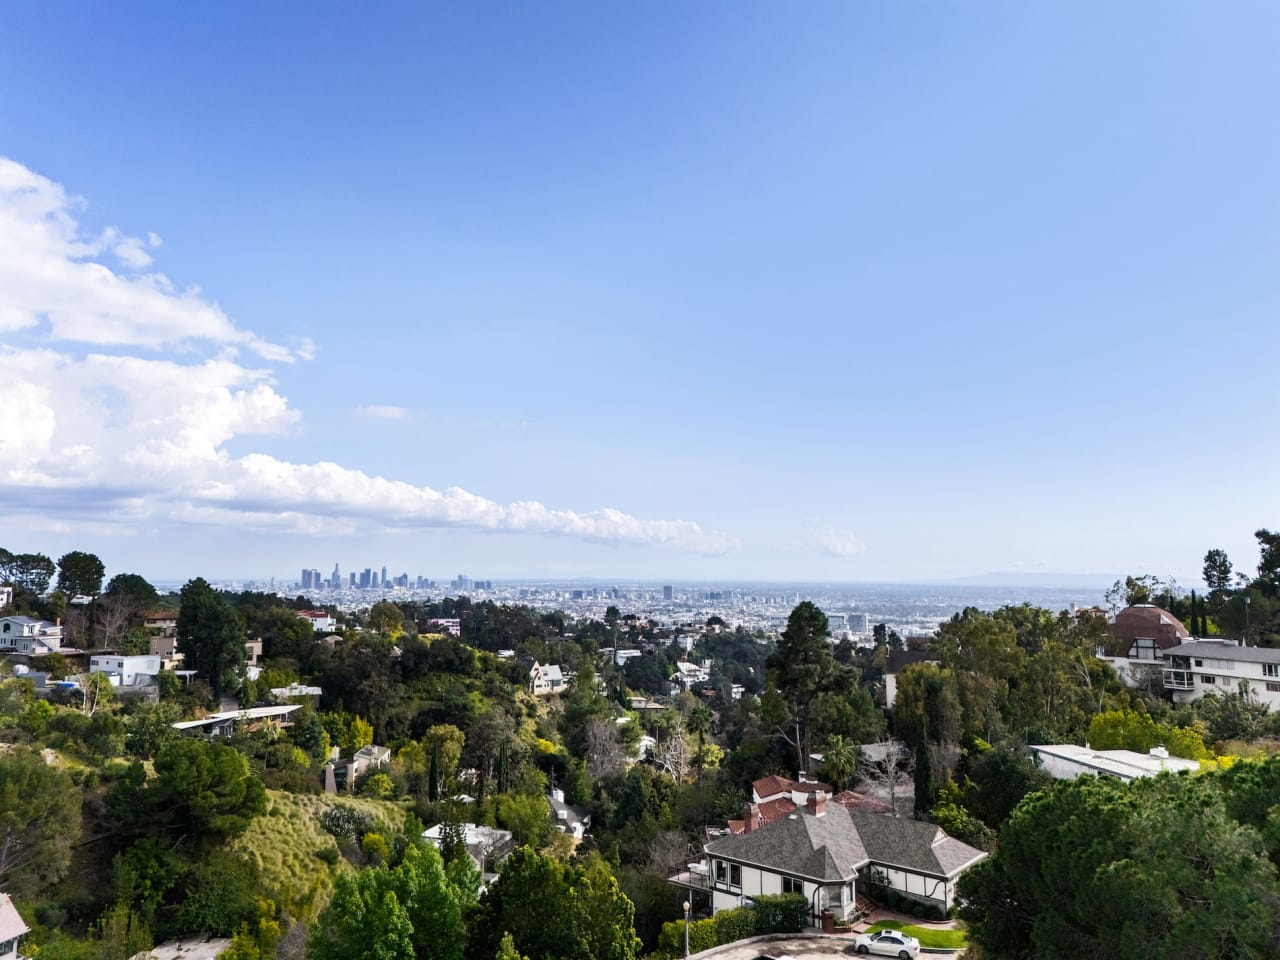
670, 792, 986, 922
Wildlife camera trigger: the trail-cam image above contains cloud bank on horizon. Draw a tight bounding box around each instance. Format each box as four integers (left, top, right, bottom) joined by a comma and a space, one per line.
0, 158, 738, 556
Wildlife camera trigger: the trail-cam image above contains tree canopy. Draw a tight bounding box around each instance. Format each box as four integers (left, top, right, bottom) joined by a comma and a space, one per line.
176, 577, 247, 699
56, 550, 106, 597
959, 771, 1280, 959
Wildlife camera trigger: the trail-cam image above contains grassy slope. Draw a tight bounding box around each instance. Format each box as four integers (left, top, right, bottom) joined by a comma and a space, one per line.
864, 921, 968, 949
231, 790, 410, 921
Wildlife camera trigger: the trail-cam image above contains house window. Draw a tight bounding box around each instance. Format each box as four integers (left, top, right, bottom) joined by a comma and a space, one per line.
1133, 638, 1157, 660
1267, 682, 1280, 693
782, 876, 804, 896
1200, 675, 1216, 684
1264, 664, 1279, 678
729, 864, 742, 889
714, 860, 726, 885
1194, 659, 1203, 667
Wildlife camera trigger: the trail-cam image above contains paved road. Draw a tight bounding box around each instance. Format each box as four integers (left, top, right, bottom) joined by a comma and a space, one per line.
695, 934, 963, 960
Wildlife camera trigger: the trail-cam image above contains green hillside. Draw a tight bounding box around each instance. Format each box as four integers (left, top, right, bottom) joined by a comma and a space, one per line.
231, 790, 410, 920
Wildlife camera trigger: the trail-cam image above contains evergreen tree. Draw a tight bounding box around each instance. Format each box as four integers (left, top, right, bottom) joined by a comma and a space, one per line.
176, 577, 247, 699
913, 736, 933, 820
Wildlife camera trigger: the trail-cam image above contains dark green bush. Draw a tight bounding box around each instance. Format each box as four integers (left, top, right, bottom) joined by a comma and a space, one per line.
714, 906, 756, 944
753, 892, 807, 933
658, 918, 716, 957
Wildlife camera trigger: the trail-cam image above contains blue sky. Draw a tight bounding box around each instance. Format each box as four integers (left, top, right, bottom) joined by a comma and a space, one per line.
0, 2, 1277, 584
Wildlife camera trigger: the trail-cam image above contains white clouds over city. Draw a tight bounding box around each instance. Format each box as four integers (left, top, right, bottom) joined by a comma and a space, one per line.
0, 158, 736, 555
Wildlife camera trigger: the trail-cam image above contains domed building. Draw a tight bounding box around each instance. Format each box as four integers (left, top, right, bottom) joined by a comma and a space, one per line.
1107, 604, 1191, 660
1097, 604, 1190, 689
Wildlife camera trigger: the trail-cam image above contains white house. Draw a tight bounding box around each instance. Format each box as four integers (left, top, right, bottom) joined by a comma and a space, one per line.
671, 792, 986, 920
0, 587, 12, 610
0, 893, 27, 960
421, 823, 514, 876
528, 661, 566, 696
548, 787, 591, 839
89, 654, 163, 687
1159, 638, 1280, 708
0, 617, 63, 655
669, 659, 712, 692
1029, 743, 1199, 783
297, 610, 337, 632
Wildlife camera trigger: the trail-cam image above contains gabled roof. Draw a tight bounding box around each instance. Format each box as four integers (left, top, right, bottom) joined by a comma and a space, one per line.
847, 810, 987, 877
706, 804, 867, 883
705, 804, 986, 882
752, 774, 833, 802
533, 663, 564, 681
0, 893, 28, 942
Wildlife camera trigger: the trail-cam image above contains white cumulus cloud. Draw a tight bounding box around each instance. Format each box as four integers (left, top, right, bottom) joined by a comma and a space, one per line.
0, 157, 737, 556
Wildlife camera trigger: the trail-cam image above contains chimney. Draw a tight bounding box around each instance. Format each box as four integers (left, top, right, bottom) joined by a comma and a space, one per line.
806, 790, 827, 816
742, 803, 759, 833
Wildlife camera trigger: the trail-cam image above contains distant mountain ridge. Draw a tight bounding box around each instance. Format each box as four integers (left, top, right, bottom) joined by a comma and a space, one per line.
920, 571, 1120, 589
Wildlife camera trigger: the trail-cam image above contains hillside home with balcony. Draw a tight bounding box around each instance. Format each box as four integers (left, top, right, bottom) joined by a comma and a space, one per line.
0, 617, 63, 655
1162, 638, 1280, 708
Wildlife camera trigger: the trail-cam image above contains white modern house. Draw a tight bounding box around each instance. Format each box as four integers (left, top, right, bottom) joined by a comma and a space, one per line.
172, 704, 302, 738
0, 617, 63, 655
1161, 638, 1280, 708
671, 792, 986, 921
89, 654, 163, 687
528, 661, 566, 696
0, 893, 27, 960
297, 610, 337, 632
669, 659, 712, 692
1029, 743, 1199, 783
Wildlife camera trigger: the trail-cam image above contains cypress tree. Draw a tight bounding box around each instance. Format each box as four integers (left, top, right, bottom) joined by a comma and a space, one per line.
428, 740, 440, 803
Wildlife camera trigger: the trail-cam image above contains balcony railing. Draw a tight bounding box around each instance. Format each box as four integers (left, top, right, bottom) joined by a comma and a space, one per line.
668, 864, 713, 891
1162, 670, 1195, 691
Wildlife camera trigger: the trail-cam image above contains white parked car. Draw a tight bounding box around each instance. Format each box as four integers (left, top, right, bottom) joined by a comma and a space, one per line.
851, 929, 921, 958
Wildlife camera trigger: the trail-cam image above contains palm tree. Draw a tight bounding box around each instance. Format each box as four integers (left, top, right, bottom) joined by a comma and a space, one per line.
687, 705, 716, 782
687, 705, 717, 831
822, 734, 858, 791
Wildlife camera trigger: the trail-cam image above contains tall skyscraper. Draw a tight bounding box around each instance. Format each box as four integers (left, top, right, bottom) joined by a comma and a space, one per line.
301, 569, 312, 590
663, 585, 673, 601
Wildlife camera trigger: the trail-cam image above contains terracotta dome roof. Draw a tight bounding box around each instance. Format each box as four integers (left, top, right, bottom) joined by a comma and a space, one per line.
1104, 604, 1189, 656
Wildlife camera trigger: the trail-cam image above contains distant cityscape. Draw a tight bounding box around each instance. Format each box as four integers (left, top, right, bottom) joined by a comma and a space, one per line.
210, 566, 1108, 641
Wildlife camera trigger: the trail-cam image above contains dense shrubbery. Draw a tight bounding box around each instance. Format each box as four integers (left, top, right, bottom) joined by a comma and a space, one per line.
319, 804, 374, 842
657, 918, 717, 958
712, 906, 756, 943
752, 892, 808, 933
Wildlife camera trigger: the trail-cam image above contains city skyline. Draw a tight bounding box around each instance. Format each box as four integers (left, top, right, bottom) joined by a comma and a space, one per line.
1, 5, 1278, 583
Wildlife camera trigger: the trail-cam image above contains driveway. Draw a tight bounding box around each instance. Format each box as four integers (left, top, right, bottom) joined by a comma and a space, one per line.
690, 933, 964, 960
